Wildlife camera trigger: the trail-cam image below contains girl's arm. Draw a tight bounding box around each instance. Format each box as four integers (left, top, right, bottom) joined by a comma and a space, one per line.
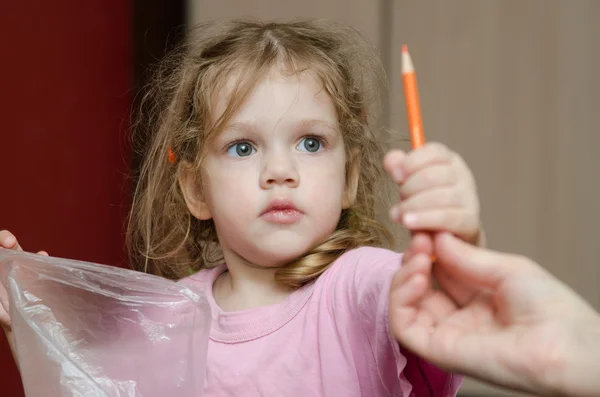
340, 247, 462, 396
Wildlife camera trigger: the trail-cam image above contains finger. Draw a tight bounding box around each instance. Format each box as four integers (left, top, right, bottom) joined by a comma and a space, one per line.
432, 262, 478, 306
390, 270, 458, 356
394, 250, 432, 287
394, 187, 461, 216
394, 252, 458, 324
0, 282, 9, 328
400, 253, 460, 323
383, 149, 407, 183
390, 272, 429, 309
390, 311, 434, 360
37, 251, 49, 256
399, 165, 456, 199
402, 142, 454, 175
390, 256, 435, 331
402, 209, 479, 238
0, 230, 22, 251
389, 256, 432, 336
434, 232, 527, 289
401, 232, 433, 264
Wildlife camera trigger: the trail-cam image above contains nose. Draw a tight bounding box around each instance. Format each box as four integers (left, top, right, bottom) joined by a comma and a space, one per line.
259, 150, 299, 189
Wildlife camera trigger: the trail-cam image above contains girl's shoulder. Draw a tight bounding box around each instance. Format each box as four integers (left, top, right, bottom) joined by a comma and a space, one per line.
315, 246, 403, 295
325, 246, 403, 279
337, 246, 402, 263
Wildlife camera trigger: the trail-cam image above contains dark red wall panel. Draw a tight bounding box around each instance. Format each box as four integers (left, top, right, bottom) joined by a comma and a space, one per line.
0, 2, 132, 395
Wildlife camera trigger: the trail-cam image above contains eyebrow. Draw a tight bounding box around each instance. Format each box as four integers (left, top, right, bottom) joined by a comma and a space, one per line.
217, 119, 341, 143
294, 119, 340, 133
220, 121, 258, 135
223, 119, 338, 132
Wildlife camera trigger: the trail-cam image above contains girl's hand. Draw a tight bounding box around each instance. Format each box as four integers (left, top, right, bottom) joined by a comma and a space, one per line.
0, 230, 48, 330
384, 143, 482, 245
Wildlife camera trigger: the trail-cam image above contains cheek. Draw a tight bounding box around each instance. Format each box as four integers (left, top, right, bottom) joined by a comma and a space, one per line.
203, 164, 257, 219
302, 157, 347, 210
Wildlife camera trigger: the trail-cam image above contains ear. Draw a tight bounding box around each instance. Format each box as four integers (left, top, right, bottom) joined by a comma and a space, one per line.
342, 148, 360, 209
178, 163, 212, 220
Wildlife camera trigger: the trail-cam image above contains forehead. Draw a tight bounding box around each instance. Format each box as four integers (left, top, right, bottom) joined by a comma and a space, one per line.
212, 65, 338, 125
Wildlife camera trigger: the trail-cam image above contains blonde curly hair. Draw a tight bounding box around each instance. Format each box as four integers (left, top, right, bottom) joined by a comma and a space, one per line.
127, 18, 394, 288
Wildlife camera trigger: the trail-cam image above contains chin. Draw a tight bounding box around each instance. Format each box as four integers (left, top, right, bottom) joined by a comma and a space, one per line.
246, 240, 317, 267
254, 250, 307, 267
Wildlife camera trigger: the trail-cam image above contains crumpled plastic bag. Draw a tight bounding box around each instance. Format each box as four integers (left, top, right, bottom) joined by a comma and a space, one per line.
0, 249, 211, 397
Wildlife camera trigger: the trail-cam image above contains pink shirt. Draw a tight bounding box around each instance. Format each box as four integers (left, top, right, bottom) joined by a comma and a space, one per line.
182, 247, 462, 396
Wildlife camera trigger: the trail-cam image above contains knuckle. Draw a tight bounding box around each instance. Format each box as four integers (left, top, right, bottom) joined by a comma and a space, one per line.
422, 168, 439, 185
450, 188, 463, 206
445, 189, 459, 206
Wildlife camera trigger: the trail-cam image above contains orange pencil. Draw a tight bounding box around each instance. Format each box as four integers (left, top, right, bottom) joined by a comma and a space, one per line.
401, 45, 425, 149
402, 45, 437, 261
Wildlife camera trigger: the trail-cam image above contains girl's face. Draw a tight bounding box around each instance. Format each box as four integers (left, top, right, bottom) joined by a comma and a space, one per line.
181, 67, 354, 268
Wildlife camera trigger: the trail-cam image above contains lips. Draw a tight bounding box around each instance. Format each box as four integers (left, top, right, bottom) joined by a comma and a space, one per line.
260, 198, 304, 225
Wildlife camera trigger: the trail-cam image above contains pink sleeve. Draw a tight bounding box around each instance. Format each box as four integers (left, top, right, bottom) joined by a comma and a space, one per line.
349, 248, 463, 396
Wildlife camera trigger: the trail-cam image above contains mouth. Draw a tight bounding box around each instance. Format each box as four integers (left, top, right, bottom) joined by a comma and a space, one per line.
260, 198, 304, 225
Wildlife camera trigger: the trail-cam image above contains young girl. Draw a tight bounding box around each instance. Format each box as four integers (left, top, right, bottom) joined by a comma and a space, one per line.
1, 19, 483, 396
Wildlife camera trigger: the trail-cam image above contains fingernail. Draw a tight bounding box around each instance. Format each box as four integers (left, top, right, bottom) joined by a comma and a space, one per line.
403, 213, 418, 227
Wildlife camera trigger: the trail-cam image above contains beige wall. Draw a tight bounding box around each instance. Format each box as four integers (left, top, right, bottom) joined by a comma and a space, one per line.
187, 1, 600, 396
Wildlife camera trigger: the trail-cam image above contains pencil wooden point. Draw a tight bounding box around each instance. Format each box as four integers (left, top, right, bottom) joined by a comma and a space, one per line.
401, 48, 414, 74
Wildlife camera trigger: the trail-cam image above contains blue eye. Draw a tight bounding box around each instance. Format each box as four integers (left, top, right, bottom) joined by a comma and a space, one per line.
297, 137, 323, 153
226, 141, 255, 157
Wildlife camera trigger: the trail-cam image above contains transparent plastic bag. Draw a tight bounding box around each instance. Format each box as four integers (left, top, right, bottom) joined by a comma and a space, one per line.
0, 249, 211, 397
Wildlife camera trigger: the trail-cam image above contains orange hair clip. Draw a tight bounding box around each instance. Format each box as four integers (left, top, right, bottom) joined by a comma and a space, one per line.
168, 147, 177, 164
